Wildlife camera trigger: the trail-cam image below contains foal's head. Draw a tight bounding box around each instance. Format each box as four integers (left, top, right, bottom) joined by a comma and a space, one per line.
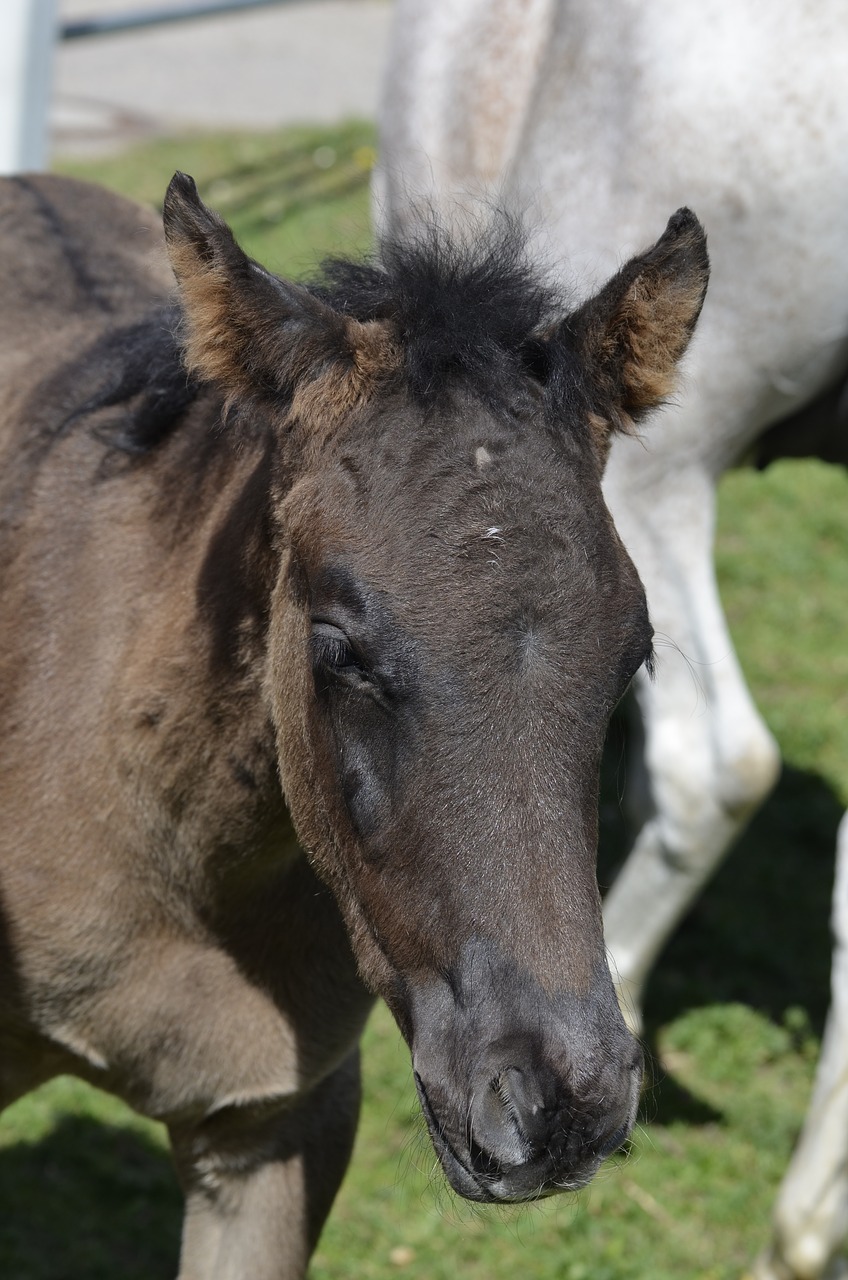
164, 174, 708, 1202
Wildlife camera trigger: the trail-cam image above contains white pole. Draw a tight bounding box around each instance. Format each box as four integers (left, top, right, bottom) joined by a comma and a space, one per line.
0, 0, 59, 174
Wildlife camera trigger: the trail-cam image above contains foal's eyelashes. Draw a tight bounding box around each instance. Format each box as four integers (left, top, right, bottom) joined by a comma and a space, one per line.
310, 622, 367, 676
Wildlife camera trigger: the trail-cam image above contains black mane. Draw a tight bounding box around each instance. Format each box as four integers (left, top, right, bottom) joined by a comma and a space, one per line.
30, 303, 200, 464
80, 306, 200, 456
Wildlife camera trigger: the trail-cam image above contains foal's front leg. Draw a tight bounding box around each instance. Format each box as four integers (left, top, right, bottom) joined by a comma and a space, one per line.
170, 1048, 361, 1280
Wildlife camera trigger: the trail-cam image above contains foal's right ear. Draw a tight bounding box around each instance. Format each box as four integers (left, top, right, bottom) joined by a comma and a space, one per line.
162, 172, 395, 416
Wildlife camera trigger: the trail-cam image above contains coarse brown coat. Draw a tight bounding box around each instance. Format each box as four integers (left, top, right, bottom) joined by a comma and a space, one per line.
0, 172, 707, 1277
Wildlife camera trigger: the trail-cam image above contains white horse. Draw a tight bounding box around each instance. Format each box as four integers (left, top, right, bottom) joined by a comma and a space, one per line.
375, 3, 848, 1276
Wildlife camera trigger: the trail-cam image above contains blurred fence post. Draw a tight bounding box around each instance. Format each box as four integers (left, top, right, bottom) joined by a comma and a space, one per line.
0, 0, 58, 174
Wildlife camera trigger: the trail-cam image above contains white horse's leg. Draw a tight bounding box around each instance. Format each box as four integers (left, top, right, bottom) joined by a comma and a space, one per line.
601, 448, 781, 1030
752, 813, 848, 1280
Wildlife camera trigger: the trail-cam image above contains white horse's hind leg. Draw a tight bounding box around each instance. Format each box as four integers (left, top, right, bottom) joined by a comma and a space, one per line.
753, 813, 848, 1280
600, 449, 781, 1031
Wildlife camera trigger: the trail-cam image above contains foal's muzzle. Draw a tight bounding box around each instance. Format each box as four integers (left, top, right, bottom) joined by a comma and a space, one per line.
414, 1047, 641, 1202
409, 942, 642, 1203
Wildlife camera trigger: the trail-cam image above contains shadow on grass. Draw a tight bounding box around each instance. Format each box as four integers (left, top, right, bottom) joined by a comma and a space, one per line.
647, 762, 838, 1032
637, 1060, 723, 1129
0, 1116, 181, 1280
599, 719, 841, 1126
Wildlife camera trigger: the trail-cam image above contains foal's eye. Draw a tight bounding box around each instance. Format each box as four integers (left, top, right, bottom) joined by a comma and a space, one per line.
310, 623, 368, 679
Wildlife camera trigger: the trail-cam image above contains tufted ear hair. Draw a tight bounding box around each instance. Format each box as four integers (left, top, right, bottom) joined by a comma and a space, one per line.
557, 208, 709, 442
162, 172, 397, 420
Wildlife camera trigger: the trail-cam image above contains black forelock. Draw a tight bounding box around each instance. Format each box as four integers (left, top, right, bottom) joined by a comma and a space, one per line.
313, 215, 565, 407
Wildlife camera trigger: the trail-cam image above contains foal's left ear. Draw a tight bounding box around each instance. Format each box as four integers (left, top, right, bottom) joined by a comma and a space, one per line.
162, 172, 393, 416
559, 208, 709, 438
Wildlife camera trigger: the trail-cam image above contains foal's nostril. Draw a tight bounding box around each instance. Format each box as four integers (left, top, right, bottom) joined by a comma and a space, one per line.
471, 1065, 546, 1170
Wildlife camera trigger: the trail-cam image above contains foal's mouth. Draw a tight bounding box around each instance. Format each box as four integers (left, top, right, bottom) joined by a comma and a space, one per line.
414, 1071, 504, 1202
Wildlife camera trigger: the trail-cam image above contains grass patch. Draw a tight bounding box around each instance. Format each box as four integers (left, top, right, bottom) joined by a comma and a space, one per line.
56, 121, 376, 275
0, 1078, 176, 1280
2, 126, 846, 1277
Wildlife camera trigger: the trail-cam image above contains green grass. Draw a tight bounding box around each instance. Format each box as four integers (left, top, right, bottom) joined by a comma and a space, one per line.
1, 125, 846, 1278
57, 121, 376, 275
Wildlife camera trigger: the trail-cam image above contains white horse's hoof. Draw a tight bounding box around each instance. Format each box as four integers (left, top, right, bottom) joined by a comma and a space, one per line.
748, 1246, 848, 1280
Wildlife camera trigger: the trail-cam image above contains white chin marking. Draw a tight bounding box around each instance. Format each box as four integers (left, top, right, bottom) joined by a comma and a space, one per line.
475, 445, 492, 469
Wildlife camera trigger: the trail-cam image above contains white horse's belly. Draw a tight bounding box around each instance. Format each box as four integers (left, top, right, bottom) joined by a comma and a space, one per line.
379, 0, 848, 460
512, 0, 848, 458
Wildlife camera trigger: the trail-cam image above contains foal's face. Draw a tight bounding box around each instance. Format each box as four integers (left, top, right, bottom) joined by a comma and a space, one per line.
163, 173, 709, 1202
275, 387, 650, 1199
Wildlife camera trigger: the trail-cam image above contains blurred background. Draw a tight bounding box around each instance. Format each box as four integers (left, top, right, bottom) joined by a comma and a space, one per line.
1, 4, 847, 1279
51, 0, 390, 155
